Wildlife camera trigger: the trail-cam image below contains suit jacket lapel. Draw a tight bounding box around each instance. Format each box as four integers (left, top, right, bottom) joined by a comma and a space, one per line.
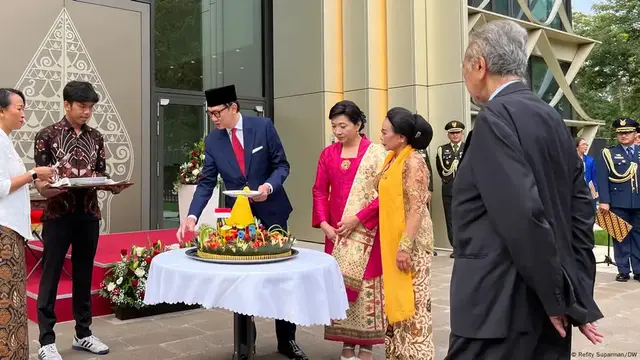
217, 130, 243, 176
460, 132, 472, 163
243, 119, 256, 175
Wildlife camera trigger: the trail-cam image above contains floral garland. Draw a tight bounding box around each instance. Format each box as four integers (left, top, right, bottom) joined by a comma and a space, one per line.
99, 240, 193, 309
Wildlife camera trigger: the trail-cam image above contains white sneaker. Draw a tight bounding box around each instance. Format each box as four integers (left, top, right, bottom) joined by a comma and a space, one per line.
72, 335, 110, 355
38, 344, 63, 360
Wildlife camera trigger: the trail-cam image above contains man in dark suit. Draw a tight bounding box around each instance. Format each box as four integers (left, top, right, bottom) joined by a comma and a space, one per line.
435, 120, 465, 258
445, 20, 603, 360
595, 117, 640, 282
177, 85, 307, 360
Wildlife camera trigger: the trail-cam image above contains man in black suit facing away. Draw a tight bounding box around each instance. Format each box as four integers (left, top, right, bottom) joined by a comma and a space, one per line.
445, 20, 604, 360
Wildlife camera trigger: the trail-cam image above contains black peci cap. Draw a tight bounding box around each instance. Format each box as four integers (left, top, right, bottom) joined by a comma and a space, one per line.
205, 85, 237, 107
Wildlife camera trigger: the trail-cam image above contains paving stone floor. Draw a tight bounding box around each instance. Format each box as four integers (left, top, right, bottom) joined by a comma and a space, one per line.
27, 244, 640, 360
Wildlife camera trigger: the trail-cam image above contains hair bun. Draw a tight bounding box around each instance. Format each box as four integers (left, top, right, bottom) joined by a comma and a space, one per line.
385, 107, 433, 150
360, 112, 367, 125
409, 114, 433, 150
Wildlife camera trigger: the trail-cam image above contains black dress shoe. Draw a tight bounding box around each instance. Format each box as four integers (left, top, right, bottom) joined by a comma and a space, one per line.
616, 273, 630, 282
634, 273, 640, 282
277, 340, 308, 360
449, 253, 455, 258
232, 348, 255, 360
433, 250, 438, 256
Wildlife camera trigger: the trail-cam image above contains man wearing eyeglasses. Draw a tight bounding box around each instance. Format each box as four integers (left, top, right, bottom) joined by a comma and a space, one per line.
176, 85, 305, 360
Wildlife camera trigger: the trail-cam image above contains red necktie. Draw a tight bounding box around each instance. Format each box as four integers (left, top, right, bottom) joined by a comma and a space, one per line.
231, 128, 245, 176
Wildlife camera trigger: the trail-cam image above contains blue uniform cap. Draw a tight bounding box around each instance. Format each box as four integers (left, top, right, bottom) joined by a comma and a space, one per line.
612, 117, 638, 133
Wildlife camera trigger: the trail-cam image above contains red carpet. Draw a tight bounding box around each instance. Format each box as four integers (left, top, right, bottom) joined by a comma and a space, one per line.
25, 228, 180, 323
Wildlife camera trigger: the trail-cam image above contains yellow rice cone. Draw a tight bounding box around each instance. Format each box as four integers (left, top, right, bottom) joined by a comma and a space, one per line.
226, 186, 254, 228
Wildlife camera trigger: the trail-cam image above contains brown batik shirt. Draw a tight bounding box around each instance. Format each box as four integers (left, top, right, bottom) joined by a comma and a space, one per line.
34, 117, 107, 221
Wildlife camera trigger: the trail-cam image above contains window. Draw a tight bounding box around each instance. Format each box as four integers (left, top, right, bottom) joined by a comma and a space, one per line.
468, 0, 567, 30
526, 0, 561, 29
529, 57, 573, 119
155, 0, 204, 91
203, 0, 264, 98
155, 0, 264, 98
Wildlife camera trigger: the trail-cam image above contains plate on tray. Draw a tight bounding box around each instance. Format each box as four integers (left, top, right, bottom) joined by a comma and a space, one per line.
72, 177, 108, 186
185, 247, 299, 264
223, 190, 262, 198
50, 179, 133, 191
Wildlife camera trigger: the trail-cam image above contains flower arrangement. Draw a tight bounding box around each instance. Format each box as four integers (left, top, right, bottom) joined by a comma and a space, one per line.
172, 139, 205, 194
99, 239, 194, 309
196, 217, 297, 256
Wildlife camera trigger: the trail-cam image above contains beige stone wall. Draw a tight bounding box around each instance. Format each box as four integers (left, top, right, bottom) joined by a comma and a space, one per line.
273, 0, 600, 247
273, 0, 468, 247
0, 0, 149, 233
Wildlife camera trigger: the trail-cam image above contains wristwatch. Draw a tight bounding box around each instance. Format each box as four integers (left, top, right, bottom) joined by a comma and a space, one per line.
29, 169, 37, 181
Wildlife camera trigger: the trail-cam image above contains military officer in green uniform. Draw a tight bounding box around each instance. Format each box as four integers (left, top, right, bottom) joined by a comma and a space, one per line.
436, 120, 465, 258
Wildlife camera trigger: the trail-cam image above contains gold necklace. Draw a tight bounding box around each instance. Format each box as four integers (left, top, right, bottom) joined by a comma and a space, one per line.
340, 159, 351, 170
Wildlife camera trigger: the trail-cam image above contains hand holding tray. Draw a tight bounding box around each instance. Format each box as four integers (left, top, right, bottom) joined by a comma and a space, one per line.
50, 178, 133, 193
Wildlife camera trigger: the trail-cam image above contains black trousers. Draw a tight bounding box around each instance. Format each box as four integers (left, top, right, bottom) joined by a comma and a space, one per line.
441, 183, 454, 247
611, 207, 640, 275
236, 314, 296, 348
444, 318, 572, 360
37, 214, 100, 346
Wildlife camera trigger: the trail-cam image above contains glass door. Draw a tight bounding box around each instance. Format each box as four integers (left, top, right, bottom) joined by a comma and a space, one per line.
156, 94, 208, 229
237, 99, 267, 119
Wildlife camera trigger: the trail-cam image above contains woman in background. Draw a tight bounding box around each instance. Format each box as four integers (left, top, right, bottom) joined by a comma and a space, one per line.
0, 88, 53, 359
576, 137, 598, 209
378, 107, 434, 360
312, 100, 387, 360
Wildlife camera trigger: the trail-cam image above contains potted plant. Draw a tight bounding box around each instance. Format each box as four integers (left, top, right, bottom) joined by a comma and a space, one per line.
173, 139, 222, 226
99, 240, 199, 320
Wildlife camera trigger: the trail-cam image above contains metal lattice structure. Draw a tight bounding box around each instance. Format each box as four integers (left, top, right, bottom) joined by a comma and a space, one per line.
468, 0, 603, 145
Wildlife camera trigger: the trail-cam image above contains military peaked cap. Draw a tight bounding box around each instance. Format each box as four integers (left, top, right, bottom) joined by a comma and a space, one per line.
613, 117, 639, 133
444, 120, 465, 133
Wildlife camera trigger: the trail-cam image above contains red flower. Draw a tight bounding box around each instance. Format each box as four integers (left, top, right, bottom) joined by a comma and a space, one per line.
251, 242, 261, 249
131, 279, 139, 287
113, 288, 120, 295
191, 151, 197, 157
120, 249, 127, 256
145, 256, 152, 264
140, 290, 145, 299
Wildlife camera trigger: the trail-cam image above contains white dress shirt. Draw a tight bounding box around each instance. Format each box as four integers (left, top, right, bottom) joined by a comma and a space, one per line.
186, 114, 272, 222
226, 114, 272, 194
489, 80, 521, 101
0, 130, 32, 240
227, 113, 244, 148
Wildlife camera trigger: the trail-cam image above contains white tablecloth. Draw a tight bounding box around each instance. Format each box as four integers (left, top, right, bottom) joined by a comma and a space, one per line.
143, 247, 349, 327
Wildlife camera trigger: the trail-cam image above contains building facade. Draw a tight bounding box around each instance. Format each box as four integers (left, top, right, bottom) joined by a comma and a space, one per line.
2, 0, 600, 249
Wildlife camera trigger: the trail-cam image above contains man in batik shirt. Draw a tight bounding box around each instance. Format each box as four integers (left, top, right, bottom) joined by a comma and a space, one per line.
33, 81, 112, 359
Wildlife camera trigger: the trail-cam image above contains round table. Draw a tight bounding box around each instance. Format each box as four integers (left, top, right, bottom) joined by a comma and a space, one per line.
144, 247, 349, 359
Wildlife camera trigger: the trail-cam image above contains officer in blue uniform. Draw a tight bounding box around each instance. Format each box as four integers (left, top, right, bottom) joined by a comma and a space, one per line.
596, 117, 640, 282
